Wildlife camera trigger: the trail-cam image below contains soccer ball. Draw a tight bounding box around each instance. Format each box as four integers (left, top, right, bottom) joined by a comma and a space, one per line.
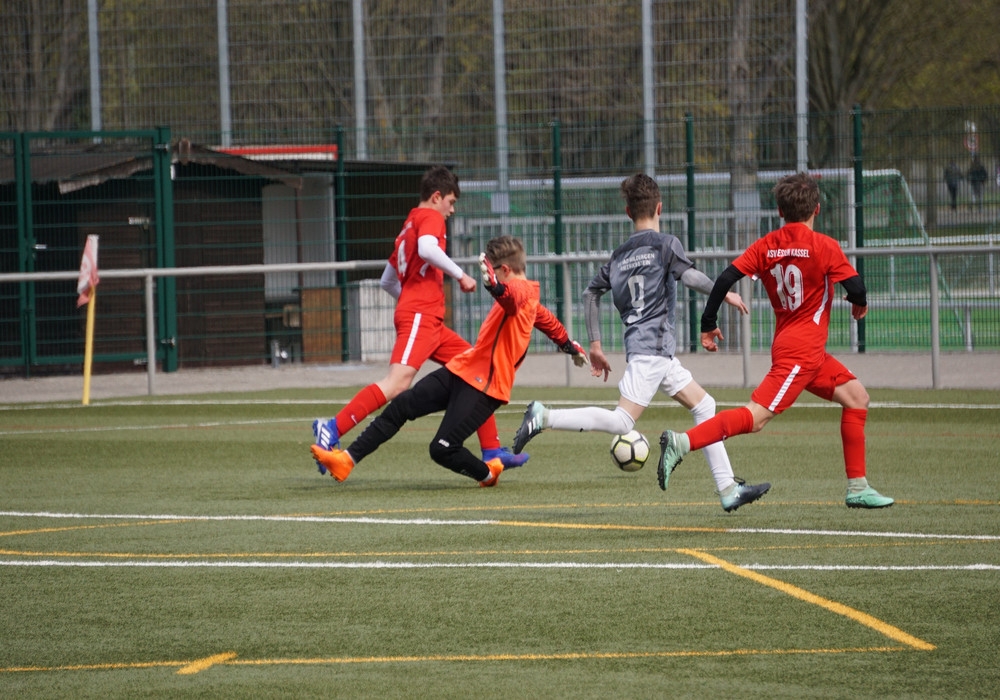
610, 430, 650, 472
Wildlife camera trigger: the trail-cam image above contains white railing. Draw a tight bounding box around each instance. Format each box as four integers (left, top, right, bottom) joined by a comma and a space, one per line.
2, 244, 999, 392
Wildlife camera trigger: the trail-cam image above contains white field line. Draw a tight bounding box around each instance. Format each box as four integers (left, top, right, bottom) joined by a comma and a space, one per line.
3, 510, 1000, 541
0, 511, 497, 526
1, 399, 996, 437
0, 559, 998, 571
0, 417, 307, 436
3, 398, 999, 412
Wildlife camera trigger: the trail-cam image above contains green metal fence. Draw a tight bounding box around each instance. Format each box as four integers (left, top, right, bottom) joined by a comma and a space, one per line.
2, 111, 999, 379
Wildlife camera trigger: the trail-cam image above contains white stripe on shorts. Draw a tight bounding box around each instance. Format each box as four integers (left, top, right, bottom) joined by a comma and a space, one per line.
401, 312, 422, 365
768, 364, 801, 412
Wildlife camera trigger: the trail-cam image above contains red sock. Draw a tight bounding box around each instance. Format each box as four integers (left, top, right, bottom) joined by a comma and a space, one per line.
841, 407, 867, 479
477, 415, 502, 451
686, 407, 754, 451
335, 384, 387, 437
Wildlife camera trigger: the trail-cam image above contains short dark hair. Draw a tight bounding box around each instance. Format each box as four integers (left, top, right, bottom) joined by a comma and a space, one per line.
620, 173, 661, 221
420, 166, 460, 201
773, 172, 820, 223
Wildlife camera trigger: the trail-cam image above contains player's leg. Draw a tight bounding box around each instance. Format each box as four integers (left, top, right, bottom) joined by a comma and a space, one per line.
544, 403, 638, 434
336, 363, 416, 431
811, 356, 892, 508
351, 368, 453, 463
514, 357, 657, 453
431, 325, 527, 468
665, 362, 736, 491
426, 376, 505, 485
310, 368, 453, 482
338, 311, 437, 432
668, 366, 770, 510
657, 361, 804, 491
313, 312, 435, 459
311, 363, 415, 474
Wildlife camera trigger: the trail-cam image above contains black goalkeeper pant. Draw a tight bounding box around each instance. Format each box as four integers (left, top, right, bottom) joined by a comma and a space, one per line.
346, 367, 504, 482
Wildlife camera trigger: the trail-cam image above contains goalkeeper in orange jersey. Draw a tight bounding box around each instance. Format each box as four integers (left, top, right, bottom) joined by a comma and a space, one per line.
310, 235, 589, 486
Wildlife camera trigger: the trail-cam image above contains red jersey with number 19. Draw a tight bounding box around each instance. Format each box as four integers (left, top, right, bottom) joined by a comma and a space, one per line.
389, 207, 448, 319
733, 222, 858, 366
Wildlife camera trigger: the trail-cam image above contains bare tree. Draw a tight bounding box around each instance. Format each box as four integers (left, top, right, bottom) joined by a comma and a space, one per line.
807, 0, 971, 163
416, 0, 448, 161
0, 0, 86, 131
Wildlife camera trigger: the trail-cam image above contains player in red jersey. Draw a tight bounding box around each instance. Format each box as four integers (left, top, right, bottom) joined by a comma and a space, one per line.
310, 235, 589, 486
312, 166, 527, 472
657, 172, 893, 508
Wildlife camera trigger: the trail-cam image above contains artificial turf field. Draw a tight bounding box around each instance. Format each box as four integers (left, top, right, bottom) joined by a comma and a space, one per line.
1, 385, 998, 698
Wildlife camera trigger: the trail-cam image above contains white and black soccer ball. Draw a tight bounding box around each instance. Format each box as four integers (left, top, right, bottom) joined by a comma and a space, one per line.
610, 430, 650, 472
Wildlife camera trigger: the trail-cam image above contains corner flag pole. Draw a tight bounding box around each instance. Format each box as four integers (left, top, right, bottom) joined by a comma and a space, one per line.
77, 235, 100, 406
82, 288, 97, 405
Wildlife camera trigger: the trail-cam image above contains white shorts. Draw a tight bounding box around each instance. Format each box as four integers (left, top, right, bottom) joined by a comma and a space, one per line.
618, 354, 693, 407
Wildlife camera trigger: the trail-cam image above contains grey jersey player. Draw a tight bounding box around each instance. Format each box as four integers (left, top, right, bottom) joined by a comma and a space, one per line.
583, 228, 712, 361
513, 173, 770, 512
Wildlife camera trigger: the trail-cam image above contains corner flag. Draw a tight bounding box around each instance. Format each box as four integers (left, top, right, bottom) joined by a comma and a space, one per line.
77, 235, 100, 307
78, 235, 100, 405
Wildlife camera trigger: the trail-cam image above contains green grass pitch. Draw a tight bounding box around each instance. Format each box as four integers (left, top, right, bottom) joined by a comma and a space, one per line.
2, 385, 999, 698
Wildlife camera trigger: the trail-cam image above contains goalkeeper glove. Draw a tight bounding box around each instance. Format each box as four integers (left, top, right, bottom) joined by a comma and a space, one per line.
478, 252, 505, 297
559, 339, 589, 367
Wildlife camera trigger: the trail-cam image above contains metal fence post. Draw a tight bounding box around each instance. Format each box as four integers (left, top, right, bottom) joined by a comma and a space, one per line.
562, 259, 573, 386
552, 120, 564, 323
145, 274, 157, 395
335, 125, 350, 362
852, 105, 866, 353
15, 132, 35, 374
154, 126, 178, 372
685, 113, 698, 352
930, 252, 940, 389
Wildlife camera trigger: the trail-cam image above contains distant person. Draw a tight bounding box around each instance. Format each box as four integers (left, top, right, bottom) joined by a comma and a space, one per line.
512, 173, 770, 512
310, 166, 527, 473
656, 172, 893, 509
968, 157, 988, 209
310, 235, 589, 486
944, 162, 962, 210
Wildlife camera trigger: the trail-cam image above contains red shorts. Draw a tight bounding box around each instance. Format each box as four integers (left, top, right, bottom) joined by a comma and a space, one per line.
751, 353, 857, 415
391, 310, 471, 368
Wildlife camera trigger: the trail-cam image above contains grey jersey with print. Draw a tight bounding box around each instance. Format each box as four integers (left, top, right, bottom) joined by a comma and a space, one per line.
583, 229, 695, 359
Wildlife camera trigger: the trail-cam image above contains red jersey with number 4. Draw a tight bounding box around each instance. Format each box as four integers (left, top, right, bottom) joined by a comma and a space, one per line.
733, 222, 858, 366
389, 207, 448, 319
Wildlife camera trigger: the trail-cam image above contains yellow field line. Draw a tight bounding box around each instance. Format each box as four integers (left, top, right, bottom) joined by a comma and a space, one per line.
678, 548, 935, 651
176, 652, 237, 675
0, 520, 186, 538
0, 646, 911, 675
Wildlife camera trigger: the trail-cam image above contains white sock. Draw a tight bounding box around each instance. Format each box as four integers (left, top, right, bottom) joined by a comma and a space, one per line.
688, 393, 735, 492
547, 405, 635, 434
847, 477, 869, 494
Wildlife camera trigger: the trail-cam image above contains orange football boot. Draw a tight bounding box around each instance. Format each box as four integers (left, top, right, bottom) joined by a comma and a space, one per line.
479, 458, 504, 488
309, 445, 355, 482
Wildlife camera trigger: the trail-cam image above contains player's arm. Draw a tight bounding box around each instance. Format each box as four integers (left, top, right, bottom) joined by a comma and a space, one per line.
533, 303, 589, 368
681, 267, 748, 315
417, 234, 476, 292
700, 264, 746, 352
379, 262, 401, 299
582, 285, 611, 380
840, 274, 868, 320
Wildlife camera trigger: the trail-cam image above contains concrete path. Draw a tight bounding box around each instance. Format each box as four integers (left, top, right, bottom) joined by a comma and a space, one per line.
2, 351, 997, 404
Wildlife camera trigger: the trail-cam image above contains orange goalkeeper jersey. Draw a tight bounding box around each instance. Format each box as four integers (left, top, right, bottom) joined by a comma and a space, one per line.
446, 276, 569, 403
